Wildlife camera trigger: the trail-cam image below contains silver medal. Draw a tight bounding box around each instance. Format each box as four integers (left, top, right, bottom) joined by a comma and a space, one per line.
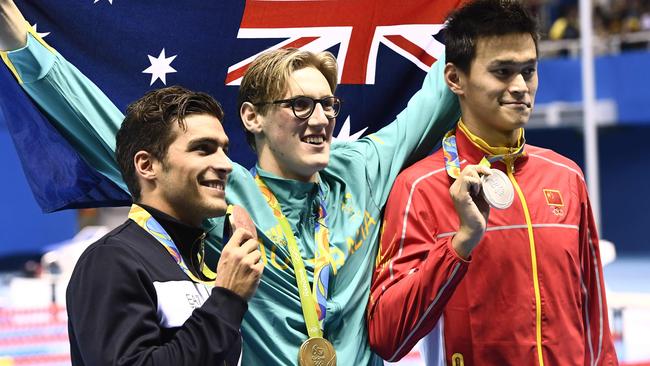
481, 169, 514, 209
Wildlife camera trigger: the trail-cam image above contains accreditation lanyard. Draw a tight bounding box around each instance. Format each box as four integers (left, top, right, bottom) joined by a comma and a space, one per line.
251, 168, 331, 338
128, 204, 215, 286
442, 120, 526, 179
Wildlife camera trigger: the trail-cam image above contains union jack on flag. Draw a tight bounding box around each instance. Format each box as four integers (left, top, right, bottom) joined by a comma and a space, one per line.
227, 0, 452, 85
0, 0, 461, 212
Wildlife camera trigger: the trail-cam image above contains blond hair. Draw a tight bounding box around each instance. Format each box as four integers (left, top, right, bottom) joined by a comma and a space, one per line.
238, 48, 338, 150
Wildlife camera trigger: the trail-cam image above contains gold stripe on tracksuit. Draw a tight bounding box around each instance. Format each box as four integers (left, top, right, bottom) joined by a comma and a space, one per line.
506, 157, 544, 366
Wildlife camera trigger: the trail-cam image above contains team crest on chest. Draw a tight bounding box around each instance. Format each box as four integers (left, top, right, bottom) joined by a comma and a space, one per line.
543, 189, 564, 216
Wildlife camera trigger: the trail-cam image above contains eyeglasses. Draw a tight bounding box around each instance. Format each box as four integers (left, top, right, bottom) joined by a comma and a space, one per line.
255, 96, 342, 120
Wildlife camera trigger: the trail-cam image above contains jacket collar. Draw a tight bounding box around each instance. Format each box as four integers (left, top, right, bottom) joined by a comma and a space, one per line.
254, 166, 323, 224
455, 120, 529, 169
137, 203, 205, 260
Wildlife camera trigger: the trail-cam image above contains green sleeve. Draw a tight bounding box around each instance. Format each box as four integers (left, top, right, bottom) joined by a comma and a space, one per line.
3, 32, 127, 193
335, 54, 460, 207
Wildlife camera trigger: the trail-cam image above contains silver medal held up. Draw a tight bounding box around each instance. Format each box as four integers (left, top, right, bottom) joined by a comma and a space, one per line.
481, 169, 514, 209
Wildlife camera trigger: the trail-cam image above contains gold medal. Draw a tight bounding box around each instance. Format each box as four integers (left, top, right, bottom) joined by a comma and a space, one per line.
298, 337, 336, 366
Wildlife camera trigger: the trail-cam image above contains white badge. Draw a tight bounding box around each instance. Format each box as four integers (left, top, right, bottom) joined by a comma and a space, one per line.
481, 169, 514, 209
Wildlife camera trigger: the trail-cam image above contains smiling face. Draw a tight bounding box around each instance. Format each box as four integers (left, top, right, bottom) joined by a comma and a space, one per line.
450, 33, 538, 146
255, 66, 336, 182
149, 114, 232, 226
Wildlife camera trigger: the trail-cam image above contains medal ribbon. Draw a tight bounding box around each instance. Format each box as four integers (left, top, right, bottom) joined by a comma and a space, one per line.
128, 204, 215, 285
443, 120, 526, 178
251, 168, 331, 338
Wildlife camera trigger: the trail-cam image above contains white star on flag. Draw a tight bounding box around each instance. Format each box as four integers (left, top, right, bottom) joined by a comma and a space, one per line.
333, 116, 368, 142
93, 0, 114, 4
142, 49, 177, 86
30, 23, 50, 38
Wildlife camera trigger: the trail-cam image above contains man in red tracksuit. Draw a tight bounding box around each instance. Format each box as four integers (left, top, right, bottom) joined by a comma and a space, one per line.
367, 1, 618, 365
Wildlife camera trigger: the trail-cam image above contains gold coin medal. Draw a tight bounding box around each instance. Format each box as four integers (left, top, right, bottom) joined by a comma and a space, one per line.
299, 337, 337, 366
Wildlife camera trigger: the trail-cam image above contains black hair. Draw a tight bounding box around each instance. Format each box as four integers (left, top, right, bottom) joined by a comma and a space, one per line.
445, 0, 540, 73
115, 86, 224, 201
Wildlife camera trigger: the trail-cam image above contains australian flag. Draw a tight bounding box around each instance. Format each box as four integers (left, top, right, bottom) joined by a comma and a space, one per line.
0, 0, 461, 212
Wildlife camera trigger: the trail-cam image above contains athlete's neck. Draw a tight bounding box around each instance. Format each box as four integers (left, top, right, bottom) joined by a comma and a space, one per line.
137, 197, 202, 228
257, 157, 319, 183
459, 118, 521, 148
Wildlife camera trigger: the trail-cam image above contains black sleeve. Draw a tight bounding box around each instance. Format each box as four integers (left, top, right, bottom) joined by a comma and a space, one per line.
66, 243, 247, 366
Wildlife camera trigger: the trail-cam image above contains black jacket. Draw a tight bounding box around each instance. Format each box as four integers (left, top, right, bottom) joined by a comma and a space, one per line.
66, 206, 245, 365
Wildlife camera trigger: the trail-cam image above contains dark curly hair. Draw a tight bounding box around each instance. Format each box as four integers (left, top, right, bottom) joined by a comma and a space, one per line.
115, 86, 224, 201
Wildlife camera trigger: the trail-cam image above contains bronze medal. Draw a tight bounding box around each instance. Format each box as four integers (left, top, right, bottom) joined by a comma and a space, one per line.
229, 205, 257, 239
224, 205, 258, 241
298, 337, 336, 366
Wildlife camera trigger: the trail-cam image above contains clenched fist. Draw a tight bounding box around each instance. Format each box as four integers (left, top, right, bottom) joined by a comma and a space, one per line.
449, 164, 491, 259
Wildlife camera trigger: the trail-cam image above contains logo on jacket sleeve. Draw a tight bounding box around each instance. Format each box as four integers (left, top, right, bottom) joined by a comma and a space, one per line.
543, 189, 564, 216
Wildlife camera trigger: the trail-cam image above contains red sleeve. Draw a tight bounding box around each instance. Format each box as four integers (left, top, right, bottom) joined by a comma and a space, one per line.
578, 183, 618, 365
367, 173, 469, 362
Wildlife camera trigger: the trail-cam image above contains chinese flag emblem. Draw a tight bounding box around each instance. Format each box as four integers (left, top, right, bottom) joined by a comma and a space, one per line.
543, 189, 564, 207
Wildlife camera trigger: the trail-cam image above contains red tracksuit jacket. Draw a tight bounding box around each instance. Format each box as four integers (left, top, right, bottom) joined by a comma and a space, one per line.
367, 127, 617, 365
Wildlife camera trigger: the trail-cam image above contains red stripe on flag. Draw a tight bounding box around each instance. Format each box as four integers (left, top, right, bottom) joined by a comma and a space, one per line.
225, 36, 319, 84
238, 0, 462, 84
384, 35, 437, 67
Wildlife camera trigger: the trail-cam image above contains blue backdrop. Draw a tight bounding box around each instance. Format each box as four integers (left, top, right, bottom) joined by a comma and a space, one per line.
0, 128, 75, 258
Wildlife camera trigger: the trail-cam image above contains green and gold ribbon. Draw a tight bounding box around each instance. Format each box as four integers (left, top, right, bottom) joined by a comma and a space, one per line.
251, 168, 332, 338
128, 204, 215, 285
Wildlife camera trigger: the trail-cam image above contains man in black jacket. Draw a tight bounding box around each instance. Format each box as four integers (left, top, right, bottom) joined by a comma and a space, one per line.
66, 86, 263, 365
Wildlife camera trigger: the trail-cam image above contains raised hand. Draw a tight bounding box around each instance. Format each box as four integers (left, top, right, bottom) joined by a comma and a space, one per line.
449, 164, 491, 259
214, 227, 264, 301
0, 0, 28, 51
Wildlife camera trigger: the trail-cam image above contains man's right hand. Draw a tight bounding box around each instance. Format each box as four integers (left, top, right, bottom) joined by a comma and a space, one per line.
214, 228, 264, 301
0, 0, 28, 51
449, 164, 491, 259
